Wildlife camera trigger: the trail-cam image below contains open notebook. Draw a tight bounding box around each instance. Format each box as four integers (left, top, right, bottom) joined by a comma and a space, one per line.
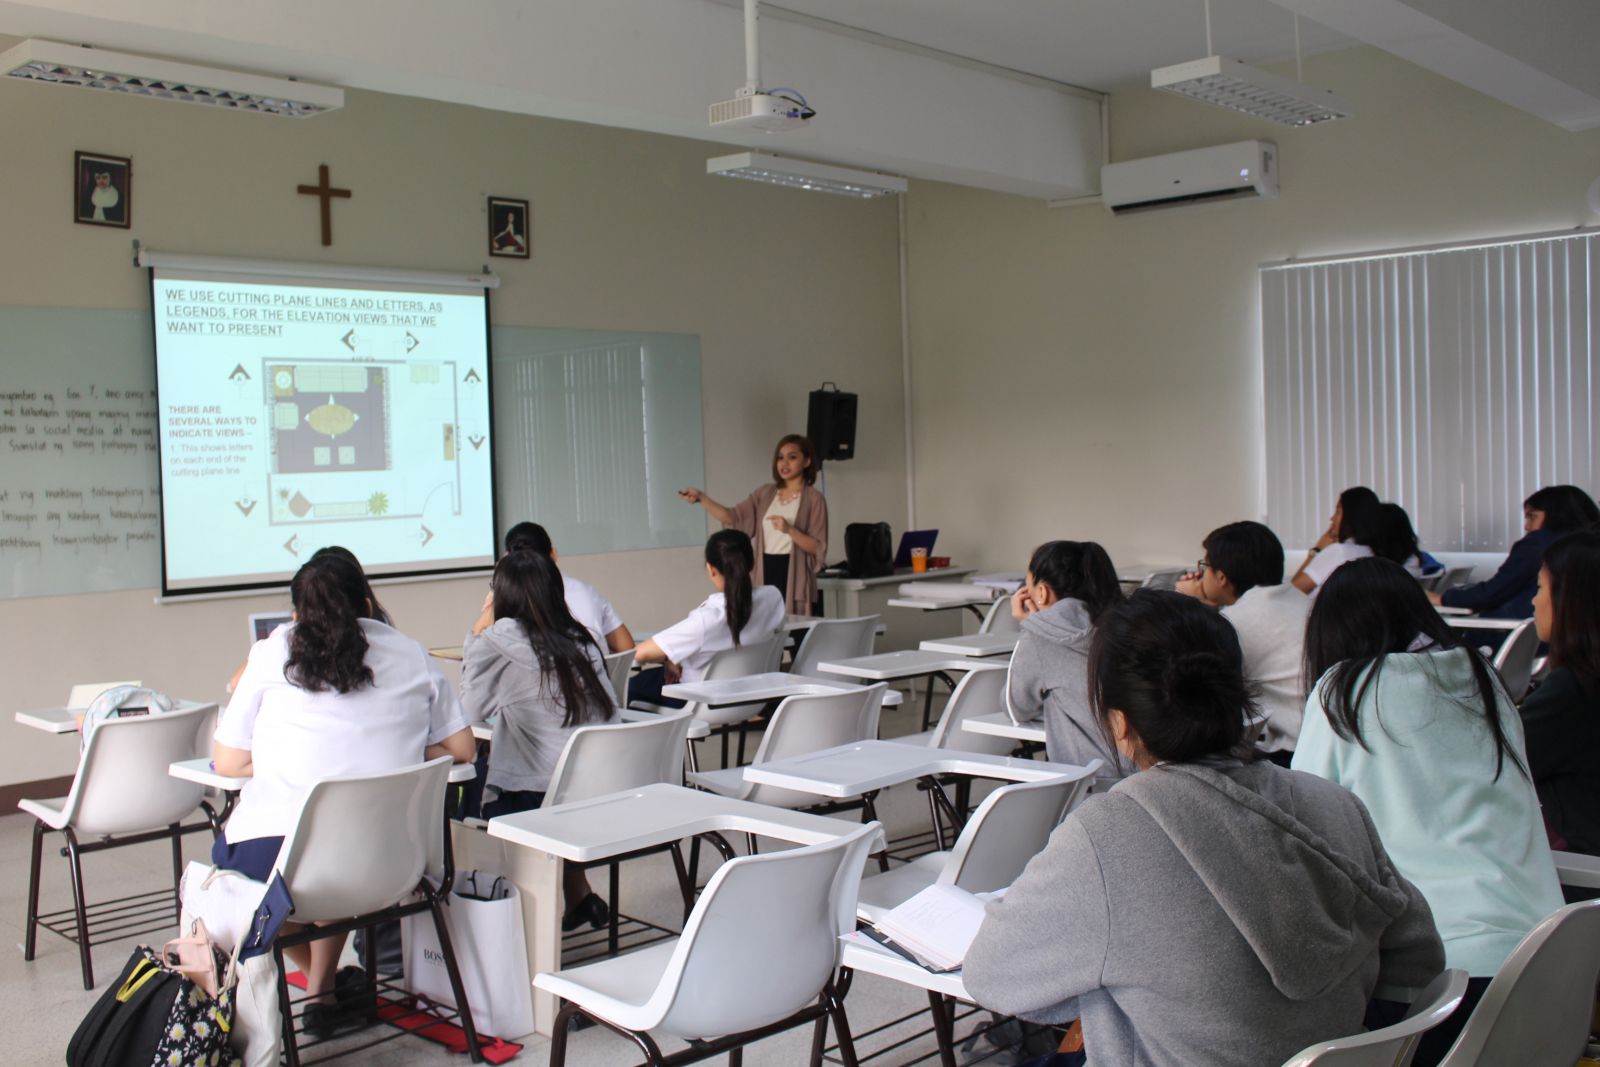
857, 884, 994, 973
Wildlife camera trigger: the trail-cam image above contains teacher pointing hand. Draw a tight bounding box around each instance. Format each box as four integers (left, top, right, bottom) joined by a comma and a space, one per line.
679, 433, 829, 615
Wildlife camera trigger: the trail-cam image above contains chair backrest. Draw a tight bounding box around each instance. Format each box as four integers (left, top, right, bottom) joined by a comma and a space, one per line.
642, 822, 880, 1040
1141, 568, 1187, 591
66, 703, 216, 836
275, 756, 453, 922
1280, 968, 1469, 1067
743, 684, 887, 808
1435, 566, 1476, 594
789, 616, 880, 677
1436, 899, 1600, 1067
1491, 619, 1540, 702
926, 665, 1013, 755
543, 711, 693, 806
979, 598, 1020, 635
66, 680, 140, 709
688, 630, 787, 727
937, 766, 1099, 894
603, 649, 635, 704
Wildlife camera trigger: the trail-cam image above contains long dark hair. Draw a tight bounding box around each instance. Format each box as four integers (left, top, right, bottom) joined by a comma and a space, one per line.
706, 529, 756, 645
308, 545, 391, 625
1336, 486, 1383, 545
1371, 503, 1422, 568
285, 554, 376, 694
771, 434, 818, 487
1525, 485, 1600, 534
1543, 531, 1600, 696
1027, 540, 1123, 622
1088, 590, 1257, 764
1304, 557, 1524, 780
491, 550, 612, 727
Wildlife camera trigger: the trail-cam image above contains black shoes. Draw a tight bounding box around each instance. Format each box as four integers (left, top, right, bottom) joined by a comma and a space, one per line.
561, 892, 610, 932
302, 967, 376, 1039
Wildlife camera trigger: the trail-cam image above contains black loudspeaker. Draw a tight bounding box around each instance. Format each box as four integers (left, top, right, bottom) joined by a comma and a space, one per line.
807, 384, 858, 462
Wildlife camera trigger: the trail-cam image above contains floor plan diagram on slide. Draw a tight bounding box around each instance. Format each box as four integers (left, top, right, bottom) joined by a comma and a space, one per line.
265, 358, 464, 525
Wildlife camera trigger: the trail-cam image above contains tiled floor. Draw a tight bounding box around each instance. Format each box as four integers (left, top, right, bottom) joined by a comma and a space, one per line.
5, 687, 1032, 1066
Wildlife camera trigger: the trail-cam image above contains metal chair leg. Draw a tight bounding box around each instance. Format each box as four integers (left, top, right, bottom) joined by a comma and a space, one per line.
728, 1048, 743, 1066
169, 823, 184, 923
860, 794, 889, 872
829, 989, 863, 1067
925, 786, 947, 852
927, 990, 959, 1067
608, 861, 621, 957
274, 941, 301, 1067
427, 889, 485, 1062
669, 843, 695, 921
548, 1001, 580, 1067
23, 821, 44, 962
63, 828, 93, 989
360, 919, 380, 1023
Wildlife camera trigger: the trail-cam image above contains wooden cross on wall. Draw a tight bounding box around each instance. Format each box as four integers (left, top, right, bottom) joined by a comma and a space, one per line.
297, 164, 351, 246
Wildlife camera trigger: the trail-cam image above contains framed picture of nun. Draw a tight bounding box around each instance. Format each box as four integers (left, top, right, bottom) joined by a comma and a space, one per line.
74, 151, 131, 228
487, 196, 530, 258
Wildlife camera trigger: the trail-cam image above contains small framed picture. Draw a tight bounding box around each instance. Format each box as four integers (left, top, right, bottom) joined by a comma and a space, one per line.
487, 196, 530, 258
74, 151, 131, 228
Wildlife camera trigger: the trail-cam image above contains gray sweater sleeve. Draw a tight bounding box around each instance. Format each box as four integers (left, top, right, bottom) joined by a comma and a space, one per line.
1006, 638, 1047, 724
962, 816, 1109, 1023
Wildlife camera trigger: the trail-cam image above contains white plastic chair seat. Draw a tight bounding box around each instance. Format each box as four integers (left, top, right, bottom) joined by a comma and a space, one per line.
535, 941, 678, 1033
684, 684, 886, 808
533, 823, 878, 1047
17, 795, 70, 829
854, 853, 946, 922
888, 728, 937, 748
683, 765, 746, 797
789, 615, 880, 678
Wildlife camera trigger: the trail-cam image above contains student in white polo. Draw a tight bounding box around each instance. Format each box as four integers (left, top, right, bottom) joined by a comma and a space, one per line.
1177, 520, 1311, 765
498, 521, 634, 653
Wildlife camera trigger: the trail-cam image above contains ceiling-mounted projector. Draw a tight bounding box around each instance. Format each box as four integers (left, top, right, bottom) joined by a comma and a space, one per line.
709, 90, 814, 132
708, 0, 815, 132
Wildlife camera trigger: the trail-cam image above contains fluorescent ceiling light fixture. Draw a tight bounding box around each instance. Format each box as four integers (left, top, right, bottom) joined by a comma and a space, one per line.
0, 39, 343, 118
707, 152, 906, 199
1152, 55, 1352, 127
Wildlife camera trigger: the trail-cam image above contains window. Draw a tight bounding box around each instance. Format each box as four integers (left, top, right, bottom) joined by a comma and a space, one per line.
1261, 230, 1599, 552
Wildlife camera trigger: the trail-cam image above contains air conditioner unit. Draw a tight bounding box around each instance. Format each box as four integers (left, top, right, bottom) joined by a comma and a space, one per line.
1100, 140, 1277, 215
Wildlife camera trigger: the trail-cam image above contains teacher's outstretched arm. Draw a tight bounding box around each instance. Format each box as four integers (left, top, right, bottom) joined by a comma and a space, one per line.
679, 486, 735, 527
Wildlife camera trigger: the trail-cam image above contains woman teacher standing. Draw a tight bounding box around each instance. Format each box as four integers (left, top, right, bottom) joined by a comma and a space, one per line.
679, 433, 828, 616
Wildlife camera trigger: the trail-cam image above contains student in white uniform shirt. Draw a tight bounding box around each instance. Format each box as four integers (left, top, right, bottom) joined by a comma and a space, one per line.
628, 530, 785, 707
1291, 485, 1385, 595
212, 553, 474, 1030
500, 521, 634, 653
1178, 520, 1311, 765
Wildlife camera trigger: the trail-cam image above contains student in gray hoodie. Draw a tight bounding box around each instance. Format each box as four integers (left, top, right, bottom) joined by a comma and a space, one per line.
965, 590, 1444, 1067
1006, 540, 1130, 789
462, 549, 618, 929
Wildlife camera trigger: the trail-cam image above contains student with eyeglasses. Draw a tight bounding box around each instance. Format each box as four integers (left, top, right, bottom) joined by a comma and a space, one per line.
1176, 521, 1310, 766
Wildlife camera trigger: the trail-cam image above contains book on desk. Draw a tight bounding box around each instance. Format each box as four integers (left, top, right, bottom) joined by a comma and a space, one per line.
852, 884, 993, 973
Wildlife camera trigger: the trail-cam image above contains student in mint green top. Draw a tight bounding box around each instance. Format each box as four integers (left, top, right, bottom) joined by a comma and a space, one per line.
1293, 557, 1562, 1067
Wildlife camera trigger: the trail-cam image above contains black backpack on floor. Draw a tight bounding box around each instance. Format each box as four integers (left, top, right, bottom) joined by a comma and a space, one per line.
66, 947, 183, 1067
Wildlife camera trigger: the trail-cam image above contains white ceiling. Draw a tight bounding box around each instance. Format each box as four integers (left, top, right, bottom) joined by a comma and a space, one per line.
2, 0, 1595, 201
763, 0, 1357, 92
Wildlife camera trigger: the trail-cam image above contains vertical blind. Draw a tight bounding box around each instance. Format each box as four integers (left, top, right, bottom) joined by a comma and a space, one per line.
1261, 231, 1599, 552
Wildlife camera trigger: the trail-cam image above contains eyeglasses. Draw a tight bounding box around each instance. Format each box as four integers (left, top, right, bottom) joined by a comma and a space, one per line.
1196, 558, 1212, 572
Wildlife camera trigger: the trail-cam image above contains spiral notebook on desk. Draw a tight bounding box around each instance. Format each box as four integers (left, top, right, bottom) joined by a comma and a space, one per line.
860, 884, 992, 973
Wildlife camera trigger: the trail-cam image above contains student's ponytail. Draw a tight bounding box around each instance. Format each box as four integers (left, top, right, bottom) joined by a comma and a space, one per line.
706, 529, 756, 646
1027, 540, 1124, 623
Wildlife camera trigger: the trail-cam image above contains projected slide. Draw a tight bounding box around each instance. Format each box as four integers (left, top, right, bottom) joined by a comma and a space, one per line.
151, 266, 494, 594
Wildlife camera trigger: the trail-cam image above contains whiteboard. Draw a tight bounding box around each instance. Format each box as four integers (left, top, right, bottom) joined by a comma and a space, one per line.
0, 307, 161, 598
0, 307, 707, 599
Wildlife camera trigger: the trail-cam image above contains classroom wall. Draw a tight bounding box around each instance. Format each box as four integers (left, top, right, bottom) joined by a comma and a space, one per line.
0, 36, 905, 788
904, 45, 1600, 575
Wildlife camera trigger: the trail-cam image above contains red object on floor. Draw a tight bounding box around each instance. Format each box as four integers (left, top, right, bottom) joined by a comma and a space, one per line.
284, 970, 523, 1064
